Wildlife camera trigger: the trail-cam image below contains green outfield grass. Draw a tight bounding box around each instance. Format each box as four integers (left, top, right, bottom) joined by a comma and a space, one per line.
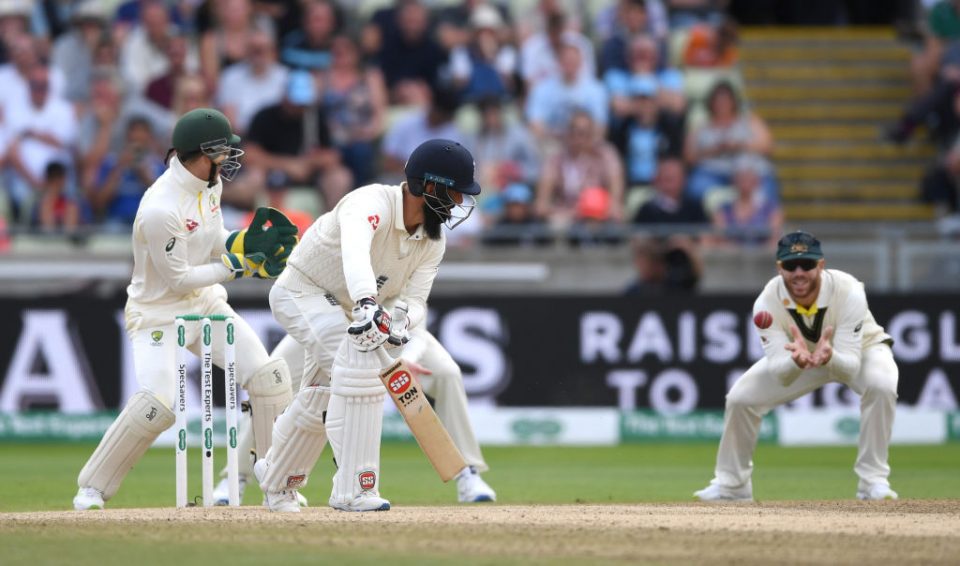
1, 442, 958, 511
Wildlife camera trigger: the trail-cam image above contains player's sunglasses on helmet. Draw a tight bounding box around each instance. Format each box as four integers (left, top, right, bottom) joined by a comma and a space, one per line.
780, 258, 819, 272
422, 173, 476, 229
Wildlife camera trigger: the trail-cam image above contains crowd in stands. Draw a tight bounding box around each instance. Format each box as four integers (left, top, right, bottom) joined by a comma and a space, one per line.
0, 0, 786, 270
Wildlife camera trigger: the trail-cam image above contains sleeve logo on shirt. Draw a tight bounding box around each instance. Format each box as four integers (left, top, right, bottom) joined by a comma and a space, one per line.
367, 215, 380, 230
165, 238, 176, 252
185, 219, 199, 232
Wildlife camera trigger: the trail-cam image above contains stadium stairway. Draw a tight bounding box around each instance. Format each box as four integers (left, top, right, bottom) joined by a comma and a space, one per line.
740, 27, 936, 222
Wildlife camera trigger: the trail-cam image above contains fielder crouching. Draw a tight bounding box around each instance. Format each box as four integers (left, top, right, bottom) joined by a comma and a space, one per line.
73, 109, 298, 510
253, 139, 487, 512
694, 231, 899, 502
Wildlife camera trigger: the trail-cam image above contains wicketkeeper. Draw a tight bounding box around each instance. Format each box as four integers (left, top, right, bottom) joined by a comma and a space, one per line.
73, 109, 298, 510
694, 231, 899, 502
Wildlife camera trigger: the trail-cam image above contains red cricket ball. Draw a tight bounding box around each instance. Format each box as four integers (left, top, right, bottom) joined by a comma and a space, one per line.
753, 311, 773, 329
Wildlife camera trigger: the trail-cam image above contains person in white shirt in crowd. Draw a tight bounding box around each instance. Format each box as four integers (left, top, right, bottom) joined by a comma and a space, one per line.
520, 10, 595, 92
216, 29, 288, 135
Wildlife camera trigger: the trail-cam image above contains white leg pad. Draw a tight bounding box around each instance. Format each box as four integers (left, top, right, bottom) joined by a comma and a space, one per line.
327, 341, 387, 505
258, 385, 330, 492
78, 391, 174, 500
245, 358, 294, 458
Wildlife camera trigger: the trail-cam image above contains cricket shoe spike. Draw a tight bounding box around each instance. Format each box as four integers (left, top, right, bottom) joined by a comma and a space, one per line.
329, 491, 391, 512
456, 466, 496, 503
857, 484, 898, 501
73, 487, 105, 510
254, 459, 300, 512
693, 479, 753, 502
213, 474, 247, 506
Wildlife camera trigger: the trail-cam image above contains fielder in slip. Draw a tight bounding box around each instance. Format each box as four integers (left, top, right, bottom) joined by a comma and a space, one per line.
254, 139, 493, 512
73, 109, 298, 510
694, 231, 900, 502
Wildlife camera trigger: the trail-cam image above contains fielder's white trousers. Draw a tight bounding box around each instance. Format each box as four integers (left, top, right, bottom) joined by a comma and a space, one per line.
125, 286, 272, 410
714, 343, 898, 491
270, 283, 488, 472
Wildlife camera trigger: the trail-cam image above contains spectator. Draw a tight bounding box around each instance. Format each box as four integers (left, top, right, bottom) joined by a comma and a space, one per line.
0, 2, 30, 64
481, 182, 551, 247
666, 0, 727, 29
317, 34, 388, 187
612, 76, 685, 188
381, 87, 467, 177
920, 92, 960, 215
682, 17, 739, 68
77, 68, 125, 190
624, 235, 701, 294
35, 161, 80, 235
535, 109, 624, 225
436, 1, 513, 51
449, 4, 519, 102
119, 0, 189, 95
216, 29, 289, 134
86, 116, 164, 228
144, 33, 190, 109
468, 96, 541, 192
604, 34, 686, 121
525, 41, 608, 142
520, 11, 595, 91
199, 0, 273, 92
0, 34, 67, 116
376, 0, 447, 105
707, 154, 783, 247
515, 0, 583, 42
3, 65, 78, 224
888, 40, 960, 146
599, 0, 662, 74
567, 185, 625, 246
595, 0, 668, 47
683, 80, 777, 203
632, 157, 708, 226
244, 70, 353, 210
912, 0, 960, 96
279, 0, 336, 71
50, 1, 109, 104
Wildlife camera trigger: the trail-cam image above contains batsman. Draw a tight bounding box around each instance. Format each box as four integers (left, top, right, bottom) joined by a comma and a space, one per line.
73, 109, 298, 510
254, 139, 483, 512
695, 231, 900, 502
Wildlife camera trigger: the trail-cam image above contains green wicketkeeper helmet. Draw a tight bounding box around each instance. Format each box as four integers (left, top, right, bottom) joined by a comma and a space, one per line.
172, 108, 244, 181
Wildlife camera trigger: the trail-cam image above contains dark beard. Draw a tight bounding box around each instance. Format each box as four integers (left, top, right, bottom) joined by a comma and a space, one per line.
422, 201, 446, 240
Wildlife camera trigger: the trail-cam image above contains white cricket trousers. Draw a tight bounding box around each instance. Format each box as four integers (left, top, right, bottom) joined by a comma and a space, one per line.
126, 287, 272, 410
714, 343, 898, 490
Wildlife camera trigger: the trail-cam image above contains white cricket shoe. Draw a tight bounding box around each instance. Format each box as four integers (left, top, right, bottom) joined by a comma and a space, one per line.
857, 484, 898, 501
213, 475, 247, 506
73, 487, 104, 510
456, 466, 496, 503
253, 459, 300, 513
693, 480, 753, 502
329, 492, 391, 512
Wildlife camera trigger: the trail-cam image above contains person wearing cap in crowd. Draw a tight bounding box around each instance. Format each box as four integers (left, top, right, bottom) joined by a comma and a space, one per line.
253, 138, 496, 513
568, 185, 623, 246
612, 74, 685, 189
50, 0, 109, 104
243, 69, 352, 210
448, 4, 518, 101
707, 153, 783, 248
482, 181, 549, 247
73, 107, 300, 510
694, 231, 900, 502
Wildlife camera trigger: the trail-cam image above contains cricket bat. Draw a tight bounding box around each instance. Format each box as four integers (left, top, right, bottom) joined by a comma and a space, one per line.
378, 302, 467, 482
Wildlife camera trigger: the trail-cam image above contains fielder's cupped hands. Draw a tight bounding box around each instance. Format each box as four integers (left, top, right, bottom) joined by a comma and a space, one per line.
810, 326, 834, 367
784, 324, 834, 369
785, 325, 814, 368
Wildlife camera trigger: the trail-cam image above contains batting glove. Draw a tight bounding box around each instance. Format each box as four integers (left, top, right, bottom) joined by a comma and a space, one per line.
347, 297, 392, 351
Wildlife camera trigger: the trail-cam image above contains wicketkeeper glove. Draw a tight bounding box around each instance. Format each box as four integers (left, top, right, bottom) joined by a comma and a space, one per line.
226, 207, 299, 259
347, 297, 392, 351
222, 252, 267, 280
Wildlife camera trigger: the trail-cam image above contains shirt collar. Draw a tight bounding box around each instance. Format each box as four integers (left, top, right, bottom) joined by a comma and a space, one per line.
394, 183, 426, 240
170, 155, 219, 195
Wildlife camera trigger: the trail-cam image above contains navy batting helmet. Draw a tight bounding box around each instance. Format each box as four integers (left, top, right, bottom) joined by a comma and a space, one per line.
404, 139, 481, 196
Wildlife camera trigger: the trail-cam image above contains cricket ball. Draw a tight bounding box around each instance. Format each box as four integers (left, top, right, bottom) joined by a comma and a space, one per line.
753, 311, 773, 329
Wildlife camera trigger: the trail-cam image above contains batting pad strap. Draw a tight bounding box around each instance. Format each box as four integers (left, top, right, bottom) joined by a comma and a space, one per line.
78, 391, 175, 500
331, 341, 387, 396
326, 390, 385, 504
246, 358, 294, 458
259, 386, 330, 492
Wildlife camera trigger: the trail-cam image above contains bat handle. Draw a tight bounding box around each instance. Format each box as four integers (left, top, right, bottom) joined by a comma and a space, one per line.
376, 300, 410, 366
